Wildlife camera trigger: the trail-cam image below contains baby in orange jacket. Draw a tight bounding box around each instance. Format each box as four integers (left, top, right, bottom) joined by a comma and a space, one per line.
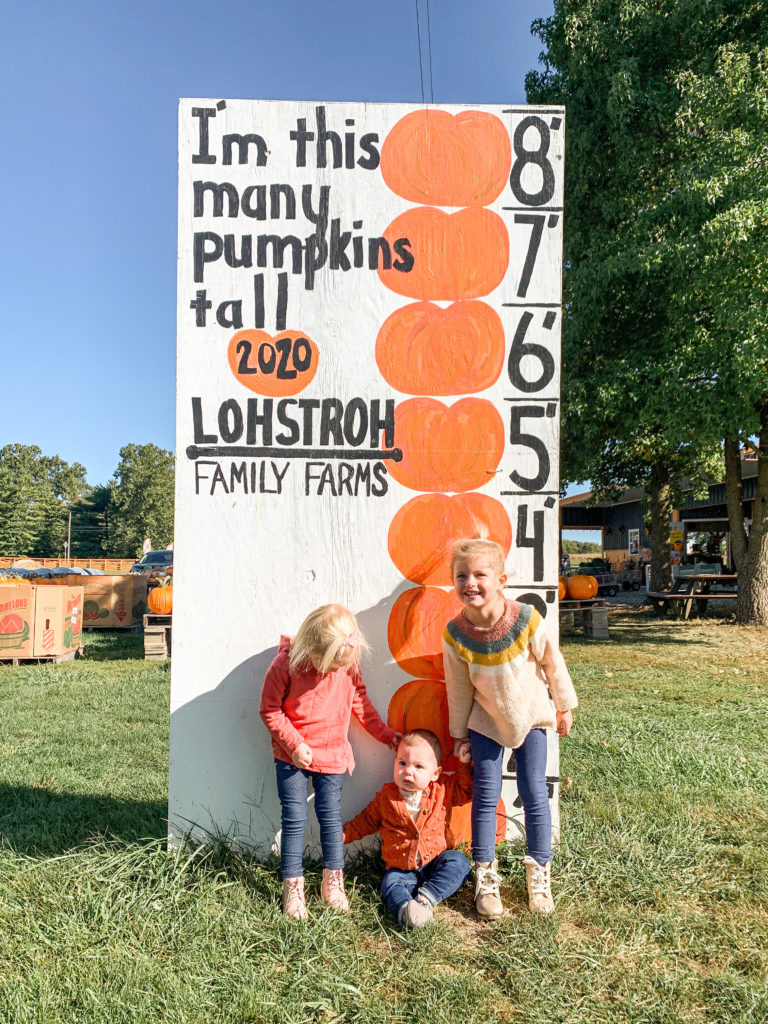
343, 729, 472, 927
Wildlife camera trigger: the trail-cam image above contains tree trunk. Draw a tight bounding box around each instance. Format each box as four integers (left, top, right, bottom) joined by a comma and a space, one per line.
724, 437, 748, 572
736, 401, 768, 625
648, 461, 673, 592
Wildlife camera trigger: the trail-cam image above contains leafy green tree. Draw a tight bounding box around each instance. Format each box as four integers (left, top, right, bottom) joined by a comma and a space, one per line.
108, 444, 175, 558
527, 0, 767, 619
653, 42, 768, 621
69, 484, 112, 558
562, 539, 601, 555
0, 445, 88, 557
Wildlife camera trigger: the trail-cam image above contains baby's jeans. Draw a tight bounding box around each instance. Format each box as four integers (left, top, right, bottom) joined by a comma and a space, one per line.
469, 727, 552, 866
274, 760, 345, 878
381, 849, 471, 920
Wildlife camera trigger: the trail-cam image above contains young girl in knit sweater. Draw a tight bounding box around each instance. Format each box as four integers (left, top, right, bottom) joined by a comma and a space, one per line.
260, 604, 399, 920
442, 538, 578, 917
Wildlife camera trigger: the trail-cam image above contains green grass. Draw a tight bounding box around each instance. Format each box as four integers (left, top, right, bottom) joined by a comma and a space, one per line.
0, 611, 767, 1024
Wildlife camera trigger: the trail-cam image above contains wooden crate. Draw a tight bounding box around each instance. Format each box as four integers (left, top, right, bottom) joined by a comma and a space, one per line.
143, 614, 172, 660
0, 646, 84, 667
582, 606, 610, 638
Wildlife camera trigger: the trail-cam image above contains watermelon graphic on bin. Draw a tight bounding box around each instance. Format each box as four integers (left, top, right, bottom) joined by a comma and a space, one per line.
0, 614, 30, 650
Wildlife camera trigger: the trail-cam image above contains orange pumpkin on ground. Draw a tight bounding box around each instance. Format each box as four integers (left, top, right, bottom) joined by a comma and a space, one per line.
381, 109, 512, 207
227, 329, 318, 397
445, 795, 507, 848
388, 587, 463, 680
375, 300, 504, 396
566, 574, 598, 601
388, 492, 512, 587
387, 679, 453, 767
387, 397, 505, 493
378, 207, 509, 300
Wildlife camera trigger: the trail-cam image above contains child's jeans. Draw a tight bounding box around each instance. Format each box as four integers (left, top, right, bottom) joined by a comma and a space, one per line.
381, 849, 471, 919
274, 760, 345, 878
469, 727, 552, 866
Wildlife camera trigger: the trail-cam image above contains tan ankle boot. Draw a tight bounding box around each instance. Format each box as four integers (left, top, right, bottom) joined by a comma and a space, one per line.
400, 894, 434, 928
282, 876, 309, 920
474, 860, 503, 919
321, 868, 349, 912
523, 856, 554, 914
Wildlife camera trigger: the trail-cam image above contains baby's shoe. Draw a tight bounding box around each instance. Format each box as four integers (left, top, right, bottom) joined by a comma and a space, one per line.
523, 856, 554, 915
474, 860, 503, 919
282, 876, 309, 920
399, 893, 434, 928
321, 868, 349, 912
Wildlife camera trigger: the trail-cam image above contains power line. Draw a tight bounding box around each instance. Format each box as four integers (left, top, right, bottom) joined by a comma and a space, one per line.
415, 0, 425, 105
426, 0, 434, 103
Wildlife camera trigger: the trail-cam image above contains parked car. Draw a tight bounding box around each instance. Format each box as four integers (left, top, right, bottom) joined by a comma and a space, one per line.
129, 550, 174, 574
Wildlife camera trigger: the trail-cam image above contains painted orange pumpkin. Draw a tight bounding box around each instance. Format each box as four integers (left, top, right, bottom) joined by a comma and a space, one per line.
388, 492, 512, 586
387, 679, 452, 766
566, 574, 598, 600
227, 329, 318, 397
375, 300, 504, 396
148, 583, 173, 615
446, 795, 507, 848
387, 397, 505, 493
388, 587, 463, 680
381, 109, 512, 207
378, 207, 509, 300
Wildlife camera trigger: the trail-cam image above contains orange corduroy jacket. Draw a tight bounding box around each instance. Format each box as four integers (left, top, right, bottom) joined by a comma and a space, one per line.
343, 765, 472, 870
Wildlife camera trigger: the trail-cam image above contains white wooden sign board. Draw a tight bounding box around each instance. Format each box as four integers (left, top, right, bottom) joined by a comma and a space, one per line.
170, 99, 566, 853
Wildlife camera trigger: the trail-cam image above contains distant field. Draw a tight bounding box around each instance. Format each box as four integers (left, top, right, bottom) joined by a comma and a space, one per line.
0, 614, 766, 1024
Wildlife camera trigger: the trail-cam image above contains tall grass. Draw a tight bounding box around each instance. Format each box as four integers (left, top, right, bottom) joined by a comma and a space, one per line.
0, 612, 766, 1024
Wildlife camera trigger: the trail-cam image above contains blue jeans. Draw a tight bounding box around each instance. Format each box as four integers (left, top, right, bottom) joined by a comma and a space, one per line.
381, 849, 471, 920
469, 727, 552, 866
274, 760, 345, 878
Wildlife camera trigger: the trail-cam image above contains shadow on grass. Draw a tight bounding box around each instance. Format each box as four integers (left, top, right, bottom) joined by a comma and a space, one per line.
81, 630, 147, 661
0, 783, 167, 855
561, 605, 737, 650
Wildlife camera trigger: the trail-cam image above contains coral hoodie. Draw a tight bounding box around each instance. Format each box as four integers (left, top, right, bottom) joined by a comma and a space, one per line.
260, 636, 397, 774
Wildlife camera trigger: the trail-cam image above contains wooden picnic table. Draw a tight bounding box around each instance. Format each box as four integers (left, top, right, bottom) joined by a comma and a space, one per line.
647, 574, 738, 619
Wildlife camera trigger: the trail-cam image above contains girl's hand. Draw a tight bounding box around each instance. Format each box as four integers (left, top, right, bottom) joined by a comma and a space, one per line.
556, 710, 573, 737
389, 732, 403, 751
292, 743, 313, 769
453, 737, 471, 761
456, 743, 472, 765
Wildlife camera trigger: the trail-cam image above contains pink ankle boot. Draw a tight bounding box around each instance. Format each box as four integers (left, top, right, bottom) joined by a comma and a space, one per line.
282, 876, 309, 920
321, 868, 349, 912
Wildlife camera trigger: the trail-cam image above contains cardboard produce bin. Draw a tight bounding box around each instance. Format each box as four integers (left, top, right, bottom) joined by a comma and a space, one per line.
79, 575, 148, 628
0, 584, 84, 659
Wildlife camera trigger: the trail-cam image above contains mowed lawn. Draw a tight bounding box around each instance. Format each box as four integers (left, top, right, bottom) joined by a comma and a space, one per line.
0, 613, 766, 1024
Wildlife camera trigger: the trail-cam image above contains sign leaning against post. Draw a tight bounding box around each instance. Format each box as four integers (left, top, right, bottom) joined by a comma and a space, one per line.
170, 100, 566, 852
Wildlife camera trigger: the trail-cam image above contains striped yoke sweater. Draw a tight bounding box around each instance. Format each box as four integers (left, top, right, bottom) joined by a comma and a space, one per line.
442, 598, 578, 750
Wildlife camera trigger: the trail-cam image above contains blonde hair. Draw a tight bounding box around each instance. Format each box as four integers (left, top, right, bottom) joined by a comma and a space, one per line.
450, 536, 506, 577
288, 603, 368, 675
401, 729, 443, 766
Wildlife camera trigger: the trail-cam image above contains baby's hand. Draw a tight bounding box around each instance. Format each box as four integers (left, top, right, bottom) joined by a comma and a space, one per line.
389, 731, 403, 751
292, 743, 313, 769
453, 737, 471, 762
556, 710, 573, 737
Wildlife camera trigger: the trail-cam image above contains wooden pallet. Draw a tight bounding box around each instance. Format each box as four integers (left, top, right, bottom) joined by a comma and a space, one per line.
144, 614, 172, 660
83, 623, 142, 633
0, 646, 85, 667
560, 599, 610, 639
144, 613, 172, 628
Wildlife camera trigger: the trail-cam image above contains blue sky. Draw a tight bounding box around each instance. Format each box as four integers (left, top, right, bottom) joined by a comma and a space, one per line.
1, 0, 559, 488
